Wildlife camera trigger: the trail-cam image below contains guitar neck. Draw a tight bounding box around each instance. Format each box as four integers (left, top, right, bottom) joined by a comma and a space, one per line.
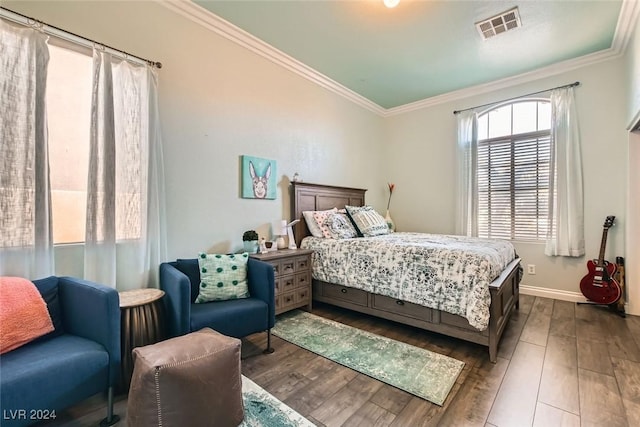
597, 228, 609, 266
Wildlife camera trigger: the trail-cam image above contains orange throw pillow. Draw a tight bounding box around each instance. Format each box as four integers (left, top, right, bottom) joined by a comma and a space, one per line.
0, 277, 54, 354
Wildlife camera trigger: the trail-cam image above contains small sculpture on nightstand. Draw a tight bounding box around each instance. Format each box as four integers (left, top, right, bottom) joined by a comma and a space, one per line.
259, 237, 268, 254
292, 172, 301, 183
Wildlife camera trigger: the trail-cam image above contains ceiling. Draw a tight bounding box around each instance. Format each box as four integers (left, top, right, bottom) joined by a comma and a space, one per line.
193, 0, 624, 110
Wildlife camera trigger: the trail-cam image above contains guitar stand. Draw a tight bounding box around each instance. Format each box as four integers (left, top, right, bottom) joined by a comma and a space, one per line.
576, 300, 626, 318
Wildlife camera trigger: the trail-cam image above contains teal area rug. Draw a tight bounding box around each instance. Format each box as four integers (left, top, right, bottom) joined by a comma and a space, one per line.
241, 376, 314, 426
272, 310, 465, 406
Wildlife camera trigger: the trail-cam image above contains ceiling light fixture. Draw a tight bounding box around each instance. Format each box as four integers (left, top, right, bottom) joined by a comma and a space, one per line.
383, 0, 400, 8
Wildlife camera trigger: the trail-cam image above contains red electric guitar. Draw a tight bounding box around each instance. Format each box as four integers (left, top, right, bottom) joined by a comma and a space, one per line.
579, 216, 621, 305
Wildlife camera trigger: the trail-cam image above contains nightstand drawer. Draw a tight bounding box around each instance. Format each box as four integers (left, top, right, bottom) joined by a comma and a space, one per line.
295, 271, 310, 289
281, 259, 296, 276
281, 291, 296, 308
280, 275, 297, 293
294, 287, 310, 304
295, 256, 310, 272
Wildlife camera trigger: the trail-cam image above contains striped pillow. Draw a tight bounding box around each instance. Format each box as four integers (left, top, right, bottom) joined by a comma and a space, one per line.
345, 205, 389, 237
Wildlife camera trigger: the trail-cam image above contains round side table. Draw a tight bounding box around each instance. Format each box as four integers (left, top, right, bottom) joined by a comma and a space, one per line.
118, 288, 166, 391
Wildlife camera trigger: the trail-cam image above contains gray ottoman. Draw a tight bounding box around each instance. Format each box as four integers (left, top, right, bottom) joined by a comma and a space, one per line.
127, 328, 244, 427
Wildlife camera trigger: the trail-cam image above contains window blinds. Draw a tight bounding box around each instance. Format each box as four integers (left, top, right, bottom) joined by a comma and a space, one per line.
477, 129, 551, 241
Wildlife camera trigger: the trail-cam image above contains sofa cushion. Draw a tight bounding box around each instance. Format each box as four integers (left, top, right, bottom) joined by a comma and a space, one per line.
0, 334, 110, 418
33, 276, 65, 339
190, 297, 268, 338
0, 277, 54, 354
175, 258, 200, 303
195, 253, 250, 303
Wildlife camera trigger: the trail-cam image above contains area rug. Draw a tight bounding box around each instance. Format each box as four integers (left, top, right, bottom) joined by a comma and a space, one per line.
272, 310, 465, 406
241, 375, 315, 426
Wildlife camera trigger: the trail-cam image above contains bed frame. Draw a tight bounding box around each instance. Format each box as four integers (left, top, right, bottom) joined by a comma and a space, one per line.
291, 181, 521, 362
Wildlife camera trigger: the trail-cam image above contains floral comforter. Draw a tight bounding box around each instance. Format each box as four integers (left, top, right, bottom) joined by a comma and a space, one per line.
300, 232, 516, 330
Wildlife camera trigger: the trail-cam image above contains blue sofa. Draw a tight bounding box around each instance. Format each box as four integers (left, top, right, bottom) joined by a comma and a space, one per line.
0, 276, 121, 427
160, 257, 275, 352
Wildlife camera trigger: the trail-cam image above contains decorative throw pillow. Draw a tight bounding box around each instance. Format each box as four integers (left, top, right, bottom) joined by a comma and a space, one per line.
323, 212, 358, 239
345, 205, 390, 237
312, 210, 341, 238
195, 253, 250, 303
303, 208, 337, 238
0, 277, 54, 354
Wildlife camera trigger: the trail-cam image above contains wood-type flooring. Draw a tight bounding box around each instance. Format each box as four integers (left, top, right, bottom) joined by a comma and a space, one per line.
33, 296, 640, 426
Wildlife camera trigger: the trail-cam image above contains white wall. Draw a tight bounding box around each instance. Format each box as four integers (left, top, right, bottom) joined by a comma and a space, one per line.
627, 13, 640, 127
384, 58, 629, 299
5, 1, 385, 285
624, 17, 640, 314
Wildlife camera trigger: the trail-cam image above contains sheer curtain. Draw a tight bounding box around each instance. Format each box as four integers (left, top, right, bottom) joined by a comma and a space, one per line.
545, 87, 584, 256
84, 50, 166, 289
455, 110, 478, 236
0, 21, 54, 279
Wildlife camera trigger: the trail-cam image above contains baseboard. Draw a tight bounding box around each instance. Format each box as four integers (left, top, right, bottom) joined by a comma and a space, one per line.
519, 285, 633, 314
519, 284, 587, 303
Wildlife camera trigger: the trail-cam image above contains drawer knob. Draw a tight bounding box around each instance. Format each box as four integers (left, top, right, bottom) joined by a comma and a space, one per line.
396, 300, 405, 306
341, 288, 347, 294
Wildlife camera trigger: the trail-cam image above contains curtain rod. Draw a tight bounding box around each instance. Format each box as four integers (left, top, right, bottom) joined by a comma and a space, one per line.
0, 6, 162, 69
452, 81, 580, 115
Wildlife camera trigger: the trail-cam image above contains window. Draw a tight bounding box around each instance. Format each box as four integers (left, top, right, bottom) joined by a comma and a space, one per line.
47, 43, 92, 244
476, 99, 551, 241
46, 41, 142, 245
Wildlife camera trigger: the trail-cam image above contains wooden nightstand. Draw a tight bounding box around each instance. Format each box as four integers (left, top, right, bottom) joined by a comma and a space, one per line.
250, 248, 313, 315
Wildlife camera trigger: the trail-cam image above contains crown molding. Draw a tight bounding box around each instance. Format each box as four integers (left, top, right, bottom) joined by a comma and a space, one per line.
159, 0, 639, 118
612, 0, 640, 53
383, 48, 622, 117
157, 0, 386, 116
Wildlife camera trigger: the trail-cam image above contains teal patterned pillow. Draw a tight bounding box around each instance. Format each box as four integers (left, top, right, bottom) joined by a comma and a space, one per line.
195, 252, 250, 303
345, 205, 389, 237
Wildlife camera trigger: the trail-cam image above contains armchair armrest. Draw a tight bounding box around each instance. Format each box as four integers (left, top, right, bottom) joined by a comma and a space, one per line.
247, 258, 276, 329
57, 277, 121, 387
160, 262, 192, 338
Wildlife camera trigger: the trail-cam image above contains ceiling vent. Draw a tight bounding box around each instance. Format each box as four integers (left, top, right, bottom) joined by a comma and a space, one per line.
476, 7, 521, 40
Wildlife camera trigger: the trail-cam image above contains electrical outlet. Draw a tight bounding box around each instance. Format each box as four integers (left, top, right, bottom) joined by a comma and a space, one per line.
527, 264, 536, 275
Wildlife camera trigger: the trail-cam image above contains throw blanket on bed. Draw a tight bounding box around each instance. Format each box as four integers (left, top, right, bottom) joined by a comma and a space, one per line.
301, 232, 516, 330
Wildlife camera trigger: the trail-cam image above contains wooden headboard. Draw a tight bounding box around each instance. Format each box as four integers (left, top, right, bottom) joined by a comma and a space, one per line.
290, 182, 367, 247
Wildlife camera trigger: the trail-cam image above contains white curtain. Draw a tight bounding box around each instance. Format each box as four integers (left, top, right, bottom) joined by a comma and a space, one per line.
455, 110, 478, 236
0, 21, 54, 279
545, 87, 585, 256
84, 50, 166, 288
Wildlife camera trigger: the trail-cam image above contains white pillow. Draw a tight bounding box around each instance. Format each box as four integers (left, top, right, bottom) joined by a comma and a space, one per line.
302, 208, 337, 238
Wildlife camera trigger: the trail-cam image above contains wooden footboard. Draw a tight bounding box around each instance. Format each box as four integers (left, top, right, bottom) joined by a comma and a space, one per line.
312, 258, 521, 363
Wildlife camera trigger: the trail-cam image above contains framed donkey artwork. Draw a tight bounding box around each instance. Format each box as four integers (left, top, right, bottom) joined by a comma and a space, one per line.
241, 155, 277, 199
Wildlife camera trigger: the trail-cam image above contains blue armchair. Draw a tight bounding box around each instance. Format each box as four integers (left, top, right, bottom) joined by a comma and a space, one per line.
0, 276, 120, 427
160, 257, 275, 352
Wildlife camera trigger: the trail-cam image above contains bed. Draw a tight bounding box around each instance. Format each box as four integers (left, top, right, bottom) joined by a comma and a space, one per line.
291, 181, 521, 362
